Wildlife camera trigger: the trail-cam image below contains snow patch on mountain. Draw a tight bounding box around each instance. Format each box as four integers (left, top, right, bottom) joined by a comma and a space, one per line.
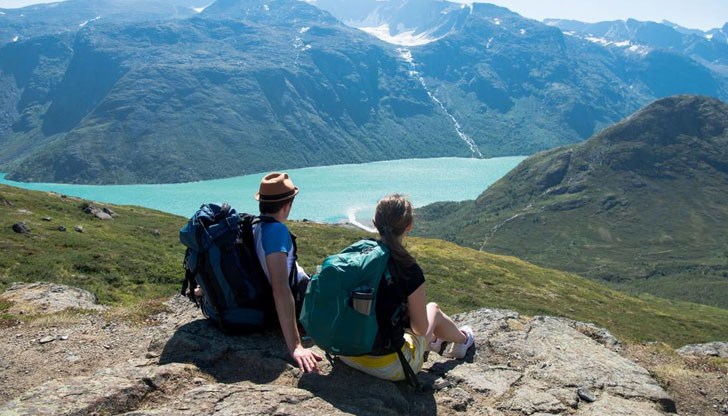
584, 35, 648, 54
79, 16, 101, 28
193, 4, 213, 13
360, 24, 441, 46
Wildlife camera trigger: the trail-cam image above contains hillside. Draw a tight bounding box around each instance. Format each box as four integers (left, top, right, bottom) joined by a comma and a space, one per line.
0, 0, 468, 184
2, 183, 728, 347
415, 95, 728, 309
0, 0, 202, 45
1, 0, 728, 183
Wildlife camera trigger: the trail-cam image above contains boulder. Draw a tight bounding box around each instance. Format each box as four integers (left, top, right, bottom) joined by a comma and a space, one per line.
12, 222, 31, 234
82, 203, 114, 220
676, 342, 728, 358
0, 282, 105, 315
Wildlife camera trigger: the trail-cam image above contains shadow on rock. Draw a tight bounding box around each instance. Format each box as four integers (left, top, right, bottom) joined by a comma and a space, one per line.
158, 319, 294, 384
297, 359, 438, 416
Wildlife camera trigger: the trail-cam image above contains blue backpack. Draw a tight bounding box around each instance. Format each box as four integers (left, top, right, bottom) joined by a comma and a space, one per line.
180, 203, 275, 332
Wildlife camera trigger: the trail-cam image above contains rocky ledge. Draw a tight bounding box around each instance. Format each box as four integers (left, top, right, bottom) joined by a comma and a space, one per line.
1, 283, 678, 415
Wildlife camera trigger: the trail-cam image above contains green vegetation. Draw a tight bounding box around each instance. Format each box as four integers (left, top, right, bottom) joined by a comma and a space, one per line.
2, 183, 728, 347
416, 96, 728, 310
5, 0, 727, 185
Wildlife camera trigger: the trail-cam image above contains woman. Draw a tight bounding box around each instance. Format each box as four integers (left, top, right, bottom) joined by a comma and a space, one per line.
339, 194, 475, 381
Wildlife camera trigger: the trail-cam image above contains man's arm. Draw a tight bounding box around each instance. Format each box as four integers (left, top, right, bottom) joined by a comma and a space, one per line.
266, 252, 321, 373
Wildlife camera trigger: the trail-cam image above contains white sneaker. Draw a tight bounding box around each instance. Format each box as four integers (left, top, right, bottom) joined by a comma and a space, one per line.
443, 326, 474, 359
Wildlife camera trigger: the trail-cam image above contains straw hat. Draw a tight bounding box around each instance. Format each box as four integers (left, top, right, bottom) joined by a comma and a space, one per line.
255, 172, 299, 202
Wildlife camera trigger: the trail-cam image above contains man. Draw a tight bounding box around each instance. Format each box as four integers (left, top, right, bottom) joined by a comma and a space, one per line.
253, 172, 322, 373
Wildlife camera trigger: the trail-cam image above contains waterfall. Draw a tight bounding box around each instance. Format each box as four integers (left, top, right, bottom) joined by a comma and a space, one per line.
397, 47, 483, 158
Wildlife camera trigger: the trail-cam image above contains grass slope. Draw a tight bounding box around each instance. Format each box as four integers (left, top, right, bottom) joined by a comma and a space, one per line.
1, 183, 727, 346
415, 96, 728, 309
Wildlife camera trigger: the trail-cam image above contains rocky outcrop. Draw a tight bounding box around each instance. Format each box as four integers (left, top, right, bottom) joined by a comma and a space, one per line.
0, 282, 105, 315
82, 203, 117, 220
677, 342, 728, 359
0, 284, 675, 415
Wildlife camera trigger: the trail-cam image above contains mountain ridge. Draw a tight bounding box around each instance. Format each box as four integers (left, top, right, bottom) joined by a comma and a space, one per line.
1, 0, 727, 183
414, 95, 728, 309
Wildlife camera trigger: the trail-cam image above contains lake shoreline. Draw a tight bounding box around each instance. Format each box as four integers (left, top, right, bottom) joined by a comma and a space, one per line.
0, 156, 525, 224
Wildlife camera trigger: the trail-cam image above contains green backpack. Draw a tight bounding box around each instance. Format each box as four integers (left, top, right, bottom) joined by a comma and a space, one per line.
300, 239, 392, 356
301, 238, 423, 388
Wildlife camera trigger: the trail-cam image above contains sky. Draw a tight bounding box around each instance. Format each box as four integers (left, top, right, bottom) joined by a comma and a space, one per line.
453, 0, 728, 31
0, 0, 726, 31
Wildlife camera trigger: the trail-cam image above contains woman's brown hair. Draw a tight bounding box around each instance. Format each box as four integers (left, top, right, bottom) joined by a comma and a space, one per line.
374, 194, 416, 270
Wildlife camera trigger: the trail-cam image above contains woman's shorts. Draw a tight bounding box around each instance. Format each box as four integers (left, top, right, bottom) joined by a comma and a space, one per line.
338, 330, 427, 381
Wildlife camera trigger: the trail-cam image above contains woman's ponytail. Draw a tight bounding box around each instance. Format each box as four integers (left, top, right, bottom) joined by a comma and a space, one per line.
374, 194, 416, 271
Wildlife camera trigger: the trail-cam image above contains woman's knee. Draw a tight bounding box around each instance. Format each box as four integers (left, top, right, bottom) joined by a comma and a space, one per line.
427, 302, 440, 313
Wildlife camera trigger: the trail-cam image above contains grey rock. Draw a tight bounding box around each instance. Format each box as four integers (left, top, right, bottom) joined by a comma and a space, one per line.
82, 203, 115, 220
574, 392, 668, 415
103, 207, 118, 217
676, 342, 728, 358
578, 387, 597, 402
0, 282, 105, 314
95, 211, 113, 220
1, 363, 192, 416
446, 365, 521, 397
501, 383, 569, 415
0, 295, 677, 416
12, 222, 31, 234
58, 225, 66, 232
38, 336, 55, 344
445, 311, 675, 415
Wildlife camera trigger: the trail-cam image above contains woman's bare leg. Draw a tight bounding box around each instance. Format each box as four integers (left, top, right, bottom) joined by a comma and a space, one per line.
426, 302, 466, 344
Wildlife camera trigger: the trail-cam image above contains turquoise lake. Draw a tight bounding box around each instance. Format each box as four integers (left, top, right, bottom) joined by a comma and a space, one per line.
0, 157, 525, 230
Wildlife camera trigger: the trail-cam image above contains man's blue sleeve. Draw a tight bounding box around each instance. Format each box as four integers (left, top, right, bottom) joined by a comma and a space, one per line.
261, 222, 292, 255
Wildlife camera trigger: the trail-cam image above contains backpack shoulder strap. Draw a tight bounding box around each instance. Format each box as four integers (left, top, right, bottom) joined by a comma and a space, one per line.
396, 348, 423, 391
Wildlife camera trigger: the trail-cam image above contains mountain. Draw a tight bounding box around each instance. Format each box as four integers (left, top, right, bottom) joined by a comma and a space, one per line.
544, 18, 728, 67
0, 0, 471, 184
309, 1, 728, 157
707, 23, 728, 45
1, 0, 728, 184
414, 95, 728, 309
312, 0, 471, 45
0, 0, 204, 45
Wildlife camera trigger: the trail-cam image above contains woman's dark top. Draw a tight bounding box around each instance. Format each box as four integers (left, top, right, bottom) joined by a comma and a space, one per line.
371, 259, 425, 353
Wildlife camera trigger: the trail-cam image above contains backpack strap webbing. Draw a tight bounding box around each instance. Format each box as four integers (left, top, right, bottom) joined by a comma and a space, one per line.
396, 348, 423, 391
386, 263, 422, 390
